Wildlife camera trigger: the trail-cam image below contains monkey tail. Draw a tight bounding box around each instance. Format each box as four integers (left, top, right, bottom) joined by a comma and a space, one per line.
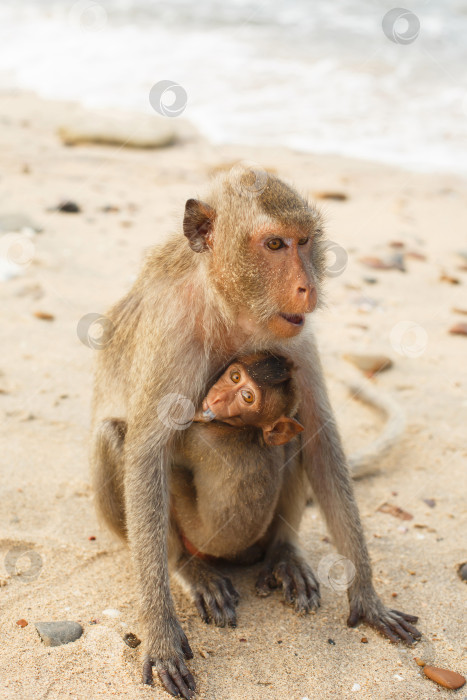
345, 376, 406, 479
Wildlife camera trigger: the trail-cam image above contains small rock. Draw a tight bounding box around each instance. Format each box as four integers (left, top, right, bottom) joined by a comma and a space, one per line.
351, 683, 361, 691
313, 191, 348, 201
363, 277, 378, 284
198, 648, 209, 659
440, 272, 460, 284
422, 498, 436, 508
343, 353, 392, 376
406, 250, 426, 261
102, 608, 120, 618
88, 535, 96, 541
58, 110, 177, 149
16, 619, 28, 627
360, 637, 368, 643
33, 311, 55, 321
239, 638, 247, 642
423, 665, 465, 690
449, 323, 467, 336
123, 632, 141, 648
389, 241, 405, 248
359, 254, 405, 272
458, 562, 467, 581
328, 638, 336, 645
55, 200, 81, 214
35, 621, 83, 646
414, 657, 426, 667
391, 592, 398, 597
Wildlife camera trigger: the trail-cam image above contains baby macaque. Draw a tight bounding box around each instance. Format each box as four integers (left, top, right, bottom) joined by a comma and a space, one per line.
169, 353, 305, 626
193, 352, 304, 444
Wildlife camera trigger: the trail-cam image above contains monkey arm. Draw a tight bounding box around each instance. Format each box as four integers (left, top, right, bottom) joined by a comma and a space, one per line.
289, 330, 421, 644
123, 323, 209, 698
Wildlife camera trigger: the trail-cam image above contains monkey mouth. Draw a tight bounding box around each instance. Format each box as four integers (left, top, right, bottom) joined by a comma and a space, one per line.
280, 313, 305, 327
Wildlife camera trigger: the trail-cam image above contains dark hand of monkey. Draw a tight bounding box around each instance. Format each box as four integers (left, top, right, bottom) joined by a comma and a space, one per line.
255, 542, 320, 614
193, 571, 240, 628
142, 621, 195, 699
176, 556, 240, 628
347, 592, 421, 645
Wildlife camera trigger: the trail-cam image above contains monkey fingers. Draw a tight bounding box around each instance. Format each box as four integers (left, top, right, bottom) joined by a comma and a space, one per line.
190, 569, 239, 628
143, 655, 196, 699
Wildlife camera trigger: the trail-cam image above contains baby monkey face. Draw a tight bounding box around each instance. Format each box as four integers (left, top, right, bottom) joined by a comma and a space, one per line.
200, 362, 263, 427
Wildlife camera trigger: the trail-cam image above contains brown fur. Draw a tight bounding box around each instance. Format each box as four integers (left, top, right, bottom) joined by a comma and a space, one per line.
90, 169, 420, 699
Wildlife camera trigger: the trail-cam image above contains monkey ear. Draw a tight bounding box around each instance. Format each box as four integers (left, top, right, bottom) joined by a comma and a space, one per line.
183, 199, 216, 252
263, 417, 304, 446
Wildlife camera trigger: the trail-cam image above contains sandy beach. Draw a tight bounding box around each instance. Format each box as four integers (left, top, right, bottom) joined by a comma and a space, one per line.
0, 91, 466, 699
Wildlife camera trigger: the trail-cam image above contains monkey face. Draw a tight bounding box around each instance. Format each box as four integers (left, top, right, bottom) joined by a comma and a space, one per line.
193, 360, 304, 446
197, 362, 263, 426
244, 227, 319, 339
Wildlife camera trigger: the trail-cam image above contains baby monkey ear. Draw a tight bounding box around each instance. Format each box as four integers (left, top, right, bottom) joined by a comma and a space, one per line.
183, 199, 216, 252
263, 417, 304, 446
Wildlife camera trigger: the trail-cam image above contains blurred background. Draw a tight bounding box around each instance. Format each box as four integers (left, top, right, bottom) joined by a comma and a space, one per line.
1, 0, 466, 173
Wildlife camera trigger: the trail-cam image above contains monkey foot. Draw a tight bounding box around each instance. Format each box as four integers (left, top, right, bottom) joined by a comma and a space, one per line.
143, 626, 195, 699
347, 595, 421, 646
255, 542, 320, 614
179, 558, 240, 628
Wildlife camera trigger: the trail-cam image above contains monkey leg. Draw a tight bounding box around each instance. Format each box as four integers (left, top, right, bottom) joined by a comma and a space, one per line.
91, 418, 127, 539
255, 453, 320, 614
169, 527, 239, 628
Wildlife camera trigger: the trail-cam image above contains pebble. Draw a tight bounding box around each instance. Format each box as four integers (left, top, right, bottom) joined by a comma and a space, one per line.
103, 608, 121, 618
328, 638, 336, 645
123, 632, 141, 648
55, 200, 81, 214
423, 666, 466, 690
33, 311, 55, 321
422, 498, 436, 508
458, 562, 467, 581
449, 323, 467, 336
35, 621, 83, 646
313, 191, 348, 201
440, 273, 460, 285
360, 637, 368, 643
16, 619, 28, 627
414, 657, 426, 667
58, 110, 177, 149
343, 353, 392, 376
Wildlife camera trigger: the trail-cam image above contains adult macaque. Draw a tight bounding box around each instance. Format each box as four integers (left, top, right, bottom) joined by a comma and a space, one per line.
91, 169, 420, 699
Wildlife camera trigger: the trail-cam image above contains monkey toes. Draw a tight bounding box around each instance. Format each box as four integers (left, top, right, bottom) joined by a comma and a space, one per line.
347, 598, 421, 646
255, 543, 320, 614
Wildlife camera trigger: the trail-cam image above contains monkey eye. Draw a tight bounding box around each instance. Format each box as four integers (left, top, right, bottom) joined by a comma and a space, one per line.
241, 389, 255, 404
230, 370, 241, 383
267, 238, 284, 251
298, 237, 309, 245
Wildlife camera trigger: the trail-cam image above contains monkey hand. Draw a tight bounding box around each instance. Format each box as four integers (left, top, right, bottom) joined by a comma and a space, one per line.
255, 541, 320, 614
347, 589, 421, 645
143, 618, 195, 699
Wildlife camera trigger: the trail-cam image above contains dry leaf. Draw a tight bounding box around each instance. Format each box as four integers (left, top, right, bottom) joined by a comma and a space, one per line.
378, 502, 413, 521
